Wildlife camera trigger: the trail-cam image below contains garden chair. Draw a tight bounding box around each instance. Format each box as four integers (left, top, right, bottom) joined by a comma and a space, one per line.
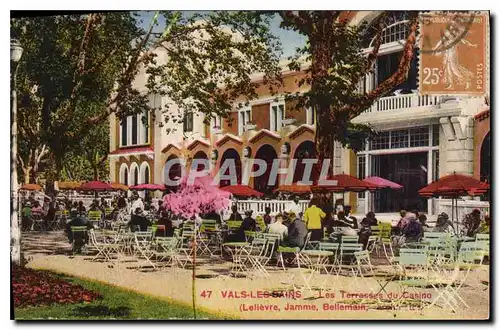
276, 232, 312, 270
88, 210, 103, 228
244, 230, 257, 242
318, 242, 340, 275
226, 220, 241, 232
255, 215, 266, 232
395, 248, 433, 311
133, 231, 156, 269
31, 214, 45, 231
475, 233, 489, 261
177, 228, 195, 268
89, 229, 120, 263
153, 237, 181, 271
341, 235, 359, 244
47, 211, 63, 231
335, 243, 363, 277
245, 237, 272, 278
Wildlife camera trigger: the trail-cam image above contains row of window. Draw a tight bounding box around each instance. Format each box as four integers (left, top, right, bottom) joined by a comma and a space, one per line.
236, 103, 317, 135
119, 162, 150, 186
120, 112, 150, 147
369, 125, 440, 150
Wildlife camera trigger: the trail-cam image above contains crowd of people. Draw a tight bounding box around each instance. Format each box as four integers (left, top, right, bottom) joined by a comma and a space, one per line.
20, 189, 490, 255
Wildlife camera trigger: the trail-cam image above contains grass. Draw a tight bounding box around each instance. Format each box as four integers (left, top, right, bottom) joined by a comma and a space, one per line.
15, 272, 232, 320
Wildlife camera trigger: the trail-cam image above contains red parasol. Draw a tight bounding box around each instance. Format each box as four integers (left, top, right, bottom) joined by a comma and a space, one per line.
311, 173, 379, 193
80, 181, 113, 191
20, 183, 42, 191
220, 184, 264, 197
130, 183, 166, 191
110, 182, 129, 191
273, 184, 311, 194
418, 173, 489, 197
363, 176, 403, 190
418, 173, 490, 233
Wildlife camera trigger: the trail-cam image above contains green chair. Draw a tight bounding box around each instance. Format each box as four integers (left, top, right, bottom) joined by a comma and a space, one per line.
227, 220, 242, 231
88, 210, 102, 227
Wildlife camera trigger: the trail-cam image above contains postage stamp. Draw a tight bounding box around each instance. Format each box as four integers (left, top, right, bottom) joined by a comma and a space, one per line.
419, 11, 488, 95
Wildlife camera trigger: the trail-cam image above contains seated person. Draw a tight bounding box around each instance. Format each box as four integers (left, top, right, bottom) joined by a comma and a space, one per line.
343, 206, 358, 229
433, 213, 454, 233
285, 212, 307, 248
263, 207, 272, 226
463, 209, 481, 237
419, 214, 431, 232
230, 210, 256, 242
228, 204, 243, 221
65, 208, 94, 253
267, 213, 288, 241
402, 213, 422, 243
478, 214, 490, 234
128, 208, 152, 232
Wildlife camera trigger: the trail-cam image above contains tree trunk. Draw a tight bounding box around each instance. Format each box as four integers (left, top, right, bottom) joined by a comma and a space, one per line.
22, 166, 31, 185
93, 166, 99, 181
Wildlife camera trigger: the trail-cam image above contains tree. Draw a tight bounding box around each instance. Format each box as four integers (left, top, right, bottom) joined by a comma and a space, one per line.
278, 11, 418, 167
162, 175, 231, 319
11, 11, 283, 181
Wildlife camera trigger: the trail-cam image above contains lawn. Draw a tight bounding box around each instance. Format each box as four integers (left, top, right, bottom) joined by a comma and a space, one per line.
14, 272, 231, 320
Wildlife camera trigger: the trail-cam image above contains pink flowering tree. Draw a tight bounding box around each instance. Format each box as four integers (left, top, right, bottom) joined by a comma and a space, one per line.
162, 175, 231, 317
163, 175, 231, 219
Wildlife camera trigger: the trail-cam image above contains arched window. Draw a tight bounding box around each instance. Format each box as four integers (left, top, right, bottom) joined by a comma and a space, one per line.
254, 144, 278, 194
119, 163, 129, 185
129, 163, 139, 186
139, 162, 151, 184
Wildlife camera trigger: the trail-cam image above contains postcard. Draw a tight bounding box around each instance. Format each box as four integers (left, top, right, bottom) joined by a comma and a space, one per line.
10, 10, 490, 320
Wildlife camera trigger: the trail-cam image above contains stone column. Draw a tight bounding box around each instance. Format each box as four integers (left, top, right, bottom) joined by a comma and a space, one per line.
278, 144, 291, 186
440, 116, 474, 176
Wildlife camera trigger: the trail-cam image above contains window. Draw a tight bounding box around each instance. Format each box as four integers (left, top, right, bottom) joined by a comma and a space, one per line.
120, 118, 127, 147
270, 102, 285, 131
390, 129, 408, 149
133, 167, 139, 186
211, 115, 222, 130
432, 124, 440, 146
183, 111, 193, 132
370, 132, 390, 150
131, 115, 138, 145
409, 127, 429, 147
306, 107, 316, 125
357, 155, 366, 198
144, 166, 150, 184
142, 111, 149, 144
368, 126, 434, 151
376, 50, 418, 95
432, 150, 439, 181
238, 108, 251, 135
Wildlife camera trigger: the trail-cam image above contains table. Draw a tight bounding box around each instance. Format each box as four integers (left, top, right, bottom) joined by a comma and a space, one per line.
222, 242, 250, 277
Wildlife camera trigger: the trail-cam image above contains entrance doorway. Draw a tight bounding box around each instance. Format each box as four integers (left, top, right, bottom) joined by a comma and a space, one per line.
371, 152, 428, 213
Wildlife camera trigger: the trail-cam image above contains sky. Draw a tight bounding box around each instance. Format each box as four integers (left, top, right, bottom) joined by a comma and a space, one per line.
137, 11, 307, 59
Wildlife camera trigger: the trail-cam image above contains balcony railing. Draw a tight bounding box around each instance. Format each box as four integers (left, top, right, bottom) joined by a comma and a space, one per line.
229, 200, 310, 217
366, 94, 441, 113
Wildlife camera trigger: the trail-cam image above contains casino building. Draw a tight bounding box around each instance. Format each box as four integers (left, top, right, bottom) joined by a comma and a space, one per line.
108, 11, 490, 217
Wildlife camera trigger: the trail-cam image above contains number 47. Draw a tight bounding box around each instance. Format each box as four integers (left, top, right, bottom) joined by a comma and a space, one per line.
423, 67, 442, 85
200, 290, 212, 298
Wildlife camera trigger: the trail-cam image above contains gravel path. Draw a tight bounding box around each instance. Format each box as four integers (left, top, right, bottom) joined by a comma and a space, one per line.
22, 231, 490, 320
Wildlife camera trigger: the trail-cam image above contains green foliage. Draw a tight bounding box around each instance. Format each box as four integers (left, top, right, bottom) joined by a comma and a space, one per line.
11, 11, 283, 180
278, 11, 417, 156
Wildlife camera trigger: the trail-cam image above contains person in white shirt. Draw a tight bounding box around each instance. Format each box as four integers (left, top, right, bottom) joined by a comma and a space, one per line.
288, 196, 302, 218
130, 193, 144, 215
267, 214, 288, 240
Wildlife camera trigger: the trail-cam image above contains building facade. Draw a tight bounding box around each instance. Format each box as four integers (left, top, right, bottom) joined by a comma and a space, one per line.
108, 11, 490, 216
